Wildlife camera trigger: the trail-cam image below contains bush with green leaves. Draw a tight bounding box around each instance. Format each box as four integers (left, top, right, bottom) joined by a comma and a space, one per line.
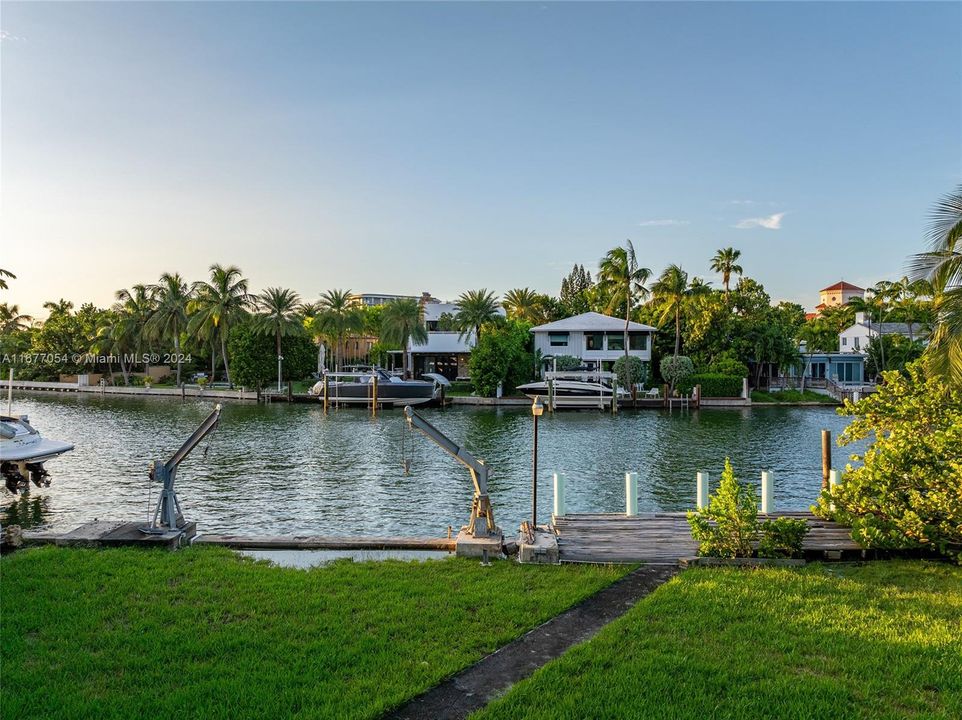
468, 320, 534, 397
228, 323, 317, 390
660, 355, 694, 392
612, 356, 648, 391
758, 517, 809, 558
551, 355, 582, 371
813, 362, 962, 561
708, 355, 750, 378
687, 458, 758, 558
679, 373, 742, 397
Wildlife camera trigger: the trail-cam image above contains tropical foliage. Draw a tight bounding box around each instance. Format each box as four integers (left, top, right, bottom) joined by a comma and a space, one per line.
380, 298, 427, 377
454, 289, 501, 344
467, 320, 534, 397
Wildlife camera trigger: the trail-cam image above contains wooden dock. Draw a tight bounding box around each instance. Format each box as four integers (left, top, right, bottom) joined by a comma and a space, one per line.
24, 520, 196, 550
553, 512, 861, 564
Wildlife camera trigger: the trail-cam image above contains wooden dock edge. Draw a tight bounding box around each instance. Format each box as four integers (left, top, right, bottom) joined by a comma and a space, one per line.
193, 535, 456, 551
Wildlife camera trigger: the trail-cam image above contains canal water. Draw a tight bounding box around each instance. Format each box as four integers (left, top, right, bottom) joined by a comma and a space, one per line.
2, 393, 859, 536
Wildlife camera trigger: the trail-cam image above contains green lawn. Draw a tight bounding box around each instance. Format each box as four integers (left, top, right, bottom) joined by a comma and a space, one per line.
474, 561, 962, 720
752, 389, 839, 404
0, 547, 628, 720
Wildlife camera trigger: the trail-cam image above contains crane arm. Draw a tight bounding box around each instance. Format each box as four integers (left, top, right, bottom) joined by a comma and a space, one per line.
403, 406, 488, 496
164, 404, 222, 472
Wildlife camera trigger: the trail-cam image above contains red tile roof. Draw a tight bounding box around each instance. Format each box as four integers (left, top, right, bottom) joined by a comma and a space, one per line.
820, 281, 864, 293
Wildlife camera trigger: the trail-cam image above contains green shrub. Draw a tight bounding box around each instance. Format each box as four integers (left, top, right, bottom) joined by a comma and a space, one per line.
687, 458, 758, 558
551, 355, 582, 371
680, 373, 742, 397
468, 320, 534, 397
228, 323, 316, 390
813, 362, 962, 561
758, 517, 809, 558
660, 355, 694, 393
708, 356, 750, 378
612, 356, 648, 391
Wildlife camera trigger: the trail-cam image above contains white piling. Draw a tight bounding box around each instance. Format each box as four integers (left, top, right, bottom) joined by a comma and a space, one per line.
761, 470, 773, 514
829, 469, 840, 511
552, 472, 566, 519
625, 472, 638, 516
696, 471, 709, 509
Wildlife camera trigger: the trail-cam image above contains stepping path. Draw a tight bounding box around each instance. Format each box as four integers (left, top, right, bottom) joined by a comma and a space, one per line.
383, 564, 677, 720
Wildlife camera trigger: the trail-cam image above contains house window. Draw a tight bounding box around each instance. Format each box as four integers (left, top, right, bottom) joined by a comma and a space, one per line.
585, 333, 604, 351
548, 332, 569, 347
629, 333, 648, 351
854, 337, 860, 350
841, 337, 847, 347
606, 333, 625, 351
810, 362, 826, 379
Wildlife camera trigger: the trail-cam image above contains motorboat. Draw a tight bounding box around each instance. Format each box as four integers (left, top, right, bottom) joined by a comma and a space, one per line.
309, 368, 442, 407
1, 415, 74, 493
517, 370, 627, 409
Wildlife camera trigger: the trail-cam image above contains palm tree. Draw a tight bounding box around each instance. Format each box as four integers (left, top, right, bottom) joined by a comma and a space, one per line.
0, 303, 32, 333
796, 319, 836, 392
114, 285, 157, 380
910, 185, 962, 384
380, 298, 428, 378
0, 268, 15, 290
454, 289, 501, 345
317, 289, 362, 371
503, 288, 545, 324
598, 241, 651, 389
850, 285, 891, 376
188, 264, 253, 385
43, 299, 74, 318
147, 272, 191, 385
650, 264, 691, 356
255, 287, 304, 390
710, 248, 743, 301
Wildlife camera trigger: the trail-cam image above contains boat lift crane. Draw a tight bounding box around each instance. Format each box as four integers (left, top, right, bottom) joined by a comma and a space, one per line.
403, 406, 502, 554
140, 404, 222, 535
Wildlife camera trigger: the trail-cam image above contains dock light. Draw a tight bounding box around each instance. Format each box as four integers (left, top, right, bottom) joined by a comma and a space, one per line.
531, 396, 544, 528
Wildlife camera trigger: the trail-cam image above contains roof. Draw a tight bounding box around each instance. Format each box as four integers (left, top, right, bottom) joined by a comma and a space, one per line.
530, 312, 658, 333
850, 322, 930, 337
820, 281, 864, 293
407, 331, 474, 354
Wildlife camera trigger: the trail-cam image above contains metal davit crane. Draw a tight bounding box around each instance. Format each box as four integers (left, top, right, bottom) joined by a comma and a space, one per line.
403, 405, 504, 558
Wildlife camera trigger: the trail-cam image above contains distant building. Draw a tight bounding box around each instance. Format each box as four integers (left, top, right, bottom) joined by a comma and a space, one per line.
529, 312, 657, 373
813, 281, 864, 316
785, 349, 867, 385
350, 291, 438, 307
402, 299, 504, 381
839, 312, 929, 352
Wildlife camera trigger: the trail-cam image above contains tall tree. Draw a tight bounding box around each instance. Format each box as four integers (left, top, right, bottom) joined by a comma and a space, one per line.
598, 241, 651, 388
559, 264, 593, 316
454, 289, 501, 345
650, 264, 691, 357
147, 272, 191, 385
0, 268, 15, 290
255, 287, 304, 390
710, 247, 743, 300
188, 264, 253, 385
317, 289, 362, 371
0, 303, 32, 334
797, 319, 837, 392
115, 285, 157, 373
503, 287, 546, 325
911, 185, 962, 385
380, 298, 428, 378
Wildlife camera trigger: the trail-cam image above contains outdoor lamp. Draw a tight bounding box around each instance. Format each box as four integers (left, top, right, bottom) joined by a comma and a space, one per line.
531, 396, 544, 528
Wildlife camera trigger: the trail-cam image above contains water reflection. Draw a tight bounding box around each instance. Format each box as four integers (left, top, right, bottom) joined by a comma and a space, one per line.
1, 393, 859, 536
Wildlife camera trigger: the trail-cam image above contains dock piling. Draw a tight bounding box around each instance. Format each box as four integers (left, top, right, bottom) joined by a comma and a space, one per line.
761, 470, 773, 514
552, 472, 566, 519
625, 472, 638, 516
821, 429, 832, 490
696, 471, 709, 509
829, 469, 840, 511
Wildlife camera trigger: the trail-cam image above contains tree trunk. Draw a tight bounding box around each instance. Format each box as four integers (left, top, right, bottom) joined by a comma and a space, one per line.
674, 306, 681, 356
120, 354, 130, 386
317, 340, 324, 375
210, 339, 217, 380
174, 322, 182, 386
221, 326, 231, 385
276, 331, 283, 390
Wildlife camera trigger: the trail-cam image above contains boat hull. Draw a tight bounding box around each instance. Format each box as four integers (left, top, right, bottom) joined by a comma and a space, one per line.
313, 382, 436, 407
516, 381, 624, 409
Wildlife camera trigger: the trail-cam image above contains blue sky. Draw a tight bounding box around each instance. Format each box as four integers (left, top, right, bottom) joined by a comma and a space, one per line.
2, 1, 960, 317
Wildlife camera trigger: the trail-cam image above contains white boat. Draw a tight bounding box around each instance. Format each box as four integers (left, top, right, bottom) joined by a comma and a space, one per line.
517, 371, 627, 409
1, 415, 74, 493
309, 368, 443, 407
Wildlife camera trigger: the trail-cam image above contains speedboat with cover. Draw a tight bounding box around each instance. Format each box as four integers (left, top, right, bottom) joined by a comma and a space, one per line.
1, 415, 74, 493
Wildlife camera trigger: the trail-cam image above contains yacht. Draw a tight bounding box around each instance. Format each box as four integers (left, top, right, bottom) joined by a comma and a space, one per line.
517, 370, 627, 409
1, 415, 74, 493
309, 368, 443, 407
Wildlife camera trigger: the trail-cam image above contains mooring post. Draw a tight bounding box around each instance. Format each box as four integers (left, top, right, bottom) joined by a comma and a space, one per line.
323, 374, 329, 413
761, 470, 773, 514
625, 472, 638, 516
696, 471, 709, 509
821, 429, 832, 490
371, 374, 378, 417
829, 469, 840, 511
552, 472, 566, 520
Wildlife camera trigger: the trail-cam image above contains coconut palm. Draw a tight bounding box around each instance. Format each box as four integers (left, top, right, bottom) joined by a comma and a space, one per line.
114, 284, 157, 379
0, 268, 15, 290
380, 298, 428, 378
910, 185, 962, 384
317, 289, 362, 371
188, 264, 253, 385
598, 241, 651, 389
42, 299, 74, 318
0, 303, 32, 333
710, 247, 743, 300
255, 287, 304, 390
147, 272, 191, 385
454, 289, 501, 345
650, 264, 691, 357
502, 288, 546, 325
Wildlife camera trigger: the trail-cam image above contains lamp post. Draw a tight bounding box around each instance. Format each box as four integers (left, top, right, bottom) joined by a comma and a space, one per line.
531, 395, 544, 528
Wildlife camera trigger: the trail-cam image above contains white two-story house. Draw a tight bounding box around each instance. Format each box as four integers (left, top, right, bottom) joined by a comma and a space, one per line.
530, 312, 657, 373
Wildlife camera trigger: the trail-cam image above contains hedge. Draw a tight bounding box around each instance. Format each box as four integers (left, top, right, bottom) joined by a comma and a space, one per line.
679, 373, 743, 397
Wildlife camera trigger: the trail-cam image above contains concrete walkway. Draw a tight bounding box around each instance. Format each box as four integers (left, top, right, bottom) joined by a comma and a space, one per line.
383, 564, 676, 720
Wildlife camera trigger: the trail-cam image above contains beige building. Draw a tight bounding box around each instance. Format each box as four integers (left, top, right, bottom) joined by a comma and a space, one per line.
816, 281, 864, 312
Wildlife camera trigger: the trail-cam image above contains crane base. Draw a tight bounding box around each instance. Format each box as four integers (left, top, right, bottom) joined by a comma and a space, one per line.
454, 530, 503, 559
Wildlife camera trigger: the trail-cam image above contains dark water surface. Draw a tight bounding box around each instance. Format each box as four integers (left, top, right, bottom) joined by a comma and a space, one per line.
2, 393, 858, 536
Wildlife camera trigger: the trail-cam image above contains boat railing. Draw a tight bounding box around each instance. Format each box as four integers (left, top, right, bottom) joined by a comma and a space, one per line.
544, 370, 617, 382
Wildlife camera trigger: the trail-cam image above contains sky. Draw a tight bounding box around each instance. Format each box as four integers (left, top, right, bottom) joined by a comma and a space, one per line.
2, 1, 960, 318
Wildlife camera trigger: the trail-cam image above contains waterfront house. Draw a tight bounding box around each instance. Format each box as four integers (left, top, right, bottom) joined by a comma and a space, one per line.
785, 347, 867, 385
529, 312, 657, 374
838, 312, 929, 352
403, 301, 505, 381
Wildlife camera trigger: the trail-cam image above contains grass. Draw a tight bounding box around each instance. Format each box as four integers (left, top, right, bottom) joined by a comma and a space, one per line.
473, 561, 962, 720
751, 389, 839, 404
0, 547, 629, 720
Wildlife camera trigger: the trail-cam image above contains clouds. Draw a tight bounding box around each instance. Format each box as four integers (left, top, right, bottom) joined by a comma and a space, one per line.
734, 212, 785, 230
638, 219, 690, 227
